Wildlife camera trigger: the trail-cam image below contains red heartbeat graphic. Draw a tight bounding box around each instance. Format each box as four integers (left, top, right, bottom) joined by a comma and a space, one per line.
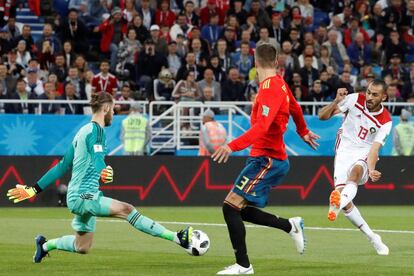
0, 160, 403, 202
275, 165, 335, 200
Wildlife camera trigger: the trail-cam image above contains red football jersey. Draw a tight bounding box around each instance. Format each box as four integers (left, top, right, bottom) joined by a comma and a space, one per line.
92, 73, 118, 95
228, 75, 309, 160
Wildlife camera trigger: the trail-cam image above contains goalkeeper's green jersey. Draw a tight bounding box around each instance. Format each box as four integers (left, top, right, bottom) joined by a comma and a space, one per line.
36, 122, 107, 202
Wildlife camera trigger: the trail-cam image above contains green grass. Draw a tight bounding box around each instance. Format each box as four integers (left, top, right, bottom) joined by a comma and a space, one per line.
0, 206, 413, 275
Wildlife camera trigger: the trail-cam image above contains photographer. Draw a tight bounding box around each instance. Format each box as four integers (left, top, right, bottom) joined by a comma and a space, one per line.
56, 8, 89, 54
136, 39, 168, 100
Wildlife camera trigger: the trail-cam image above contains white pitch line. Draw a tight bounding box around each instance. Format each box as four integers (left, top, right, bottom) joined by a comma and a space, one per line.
88, 219, 414, 234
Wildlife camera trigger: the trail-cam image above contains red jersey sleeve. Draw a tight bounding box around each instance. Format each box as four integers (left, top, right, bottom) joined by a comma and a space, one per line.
228, 85, 284, 152
91, 76, 99, 91
285, 81, 309, 137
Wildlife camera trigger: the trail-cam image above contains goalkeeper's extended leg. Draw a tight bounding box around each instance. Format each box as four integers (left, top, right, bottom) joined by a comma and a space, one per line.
109, 199, 193, 249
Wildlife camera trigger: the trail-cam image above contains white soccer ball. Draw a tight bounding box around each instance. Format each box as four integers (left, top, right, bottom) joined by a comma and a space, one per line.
186, 229, 210, 256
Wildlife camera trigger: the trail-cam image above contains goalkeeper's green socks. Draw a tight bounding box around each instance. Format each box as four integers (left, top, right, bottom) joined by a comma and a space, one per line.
43, 235, 76, 252
127, 209, 179, 243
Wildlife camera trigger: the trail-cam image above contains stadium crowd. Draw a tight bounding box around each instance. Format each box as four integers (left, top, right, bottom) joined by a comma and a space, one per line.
0, 0, 414, 115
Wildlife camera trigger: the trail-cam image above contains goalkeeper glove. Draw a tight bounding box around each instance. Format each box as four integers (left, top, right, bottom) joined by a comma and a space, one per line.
100, 166, 113, 183
7, 184, 38, 203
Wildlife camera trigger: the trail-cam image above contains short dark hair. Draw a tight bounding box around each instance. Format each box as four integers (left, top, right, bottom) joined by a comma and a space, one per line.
255, 43, 277, 68
370, 79, 388, 93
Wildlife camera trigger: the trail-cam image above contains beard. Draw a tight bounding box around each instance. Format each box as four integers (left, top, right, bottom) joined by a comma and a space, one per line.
104, 112, 112, 127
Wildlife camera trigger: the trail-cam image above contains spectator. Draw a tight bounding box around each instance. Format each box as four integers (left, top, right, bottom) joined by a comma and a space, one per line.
407, 93, 414, 114
57, 8, 89, 54
24, 67, 44, 96
200, 0, 225, 26
91, 61, 118, 96
95, 7, 128, 72
137, 0, 156, 29
343, 16, 370, 47
386, 83, 404, 116
12, 25, 34, 53
315, 24, 328, 46
209, 54, 227, 82
244, 74, 259, 100
74, 54, 89, 80
123, 0, 139, 23
155, 0, 176, 27
303, 31, 320, 55
37, 40, 55, 71
2, 17, 20, 41
63, 41, 76, 69
201, 13, 222, 48
318, 45, 337, 72
319, 69, 334, 98
115, 84, 134, 115
189, 37, 209, 64
84, 70, 94, 100
48, 73, 64, 96
38, 82, 61, 114
231, 41, 253, 79
256, 27, 279, 51
89, 0, 109, 20
182, 1, 200, 27
198, 109, 227, 156
197, 68, 221, 101
4, 78, 33, 114
347, 32, 372, 73
121, 103, 151, 156
298, 44, 318, 70
381, 0, 406, 35
149, 24, 168, 56
117, 28, 141, 82
5, 49, 24, 78
0, 29, 11, 56
227, 0, 247, 26
167, 41, 181, 78
249, 0, 271, 28
288, 27, 303, 56
307, 80, 325, 113
131, 15, 150, 44
328, 15, 344, 44
0, 63, 16, 98
225, 14, 241, 38
176, 51, 203, 82
78, 1, 101, 28
170, 13, 193, 41
323, 30, 349, 72
269, 12, 287, 45
60, 82, 84, 115
136, 39, 168, 99
172, 70, 200, 102
384, 30, 407, 64
382, 53, 410, 92
289, 71, 309, 98
299, 55, 319, 89
65, 66, 86, 99
392, 109, 414, 156
221, 67, 245, 101
221, 26, 237, 53
241, 13, 259, 42
335, 70, 354, 94
281, 40, 300, 72
49, 53, 67, 83
189, 26, 210, 54
153, 68, 175, 100
16, 40, 31, 68
235, 29, 256, 50
35, 23, 61, 55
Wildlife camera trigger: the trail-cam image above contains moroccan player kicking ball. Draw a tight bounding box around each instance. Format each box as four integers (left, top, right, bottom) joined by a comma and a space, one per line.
318, 82, 391, 255
7, 93, 193, 262
212, 43, 320, 275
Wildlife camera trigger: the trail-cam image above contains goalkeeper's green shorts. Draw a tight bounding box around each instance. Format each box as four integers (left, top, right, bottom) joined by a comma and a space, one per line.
67, 191, 113, 233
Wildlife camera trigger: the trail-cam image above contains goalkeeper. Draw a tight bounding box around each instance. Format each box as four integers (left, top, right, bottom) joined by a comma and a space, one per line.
7, 92, 193, 263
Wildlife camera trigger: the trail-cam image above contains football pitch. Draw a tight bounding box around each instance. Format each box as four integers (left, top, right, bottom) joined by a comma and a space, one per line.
0, 206, 413, 276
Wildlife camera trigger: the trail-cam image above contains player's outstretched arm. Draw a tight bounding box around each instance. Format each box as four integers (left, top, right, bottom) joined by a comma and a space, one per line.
318, 88, 348, 120
367, 142, 382, 182
7, 146, 75, 203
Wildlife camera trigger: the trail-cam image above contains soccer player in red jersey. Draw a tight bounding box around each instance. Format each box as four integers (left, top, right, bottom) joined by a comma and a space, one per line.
212, 43, 320, 275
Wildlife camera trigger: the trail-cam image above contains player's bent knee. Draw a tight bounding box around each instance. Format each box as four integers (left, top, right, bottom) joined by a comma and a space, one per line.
223, 191, 247, 210
121, 202, 135, 216
349, 165, 364, 182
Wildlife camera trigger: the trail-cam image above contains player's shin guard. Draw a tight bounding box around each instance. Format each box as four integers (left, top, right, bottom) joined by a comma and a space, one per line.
44, 235, 77, 253
339, 181, 358, 209
127, 209, 176, 242
222, 202, 250, 268
241, 206, 292, 233
344, 205, 374, 238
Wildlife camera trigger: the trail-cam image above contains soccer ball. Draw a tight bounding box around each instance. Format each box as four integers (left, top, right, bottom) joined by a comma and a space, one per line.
186, 229, 210, 256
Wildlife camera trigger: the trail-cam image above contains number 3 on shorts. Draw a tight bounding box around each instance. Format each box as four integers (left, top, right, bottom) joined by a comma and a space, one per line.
235, 176, 250, 191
